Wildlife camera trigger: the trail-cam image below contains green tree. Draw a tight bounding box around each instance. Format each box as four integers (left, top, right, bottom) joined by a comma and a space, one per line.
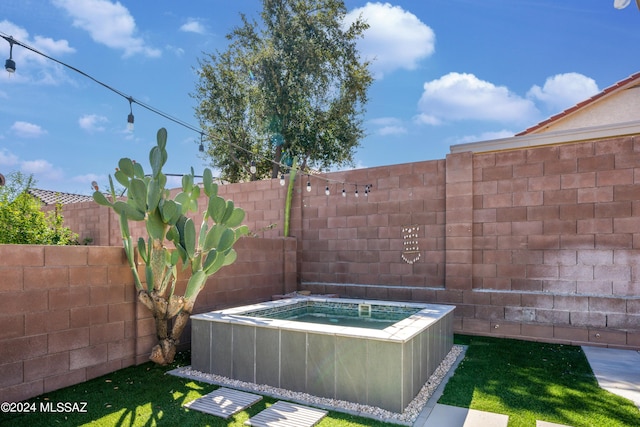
193, 0, 372, 182
0, 172, 78, 245
93, 129, 248, 365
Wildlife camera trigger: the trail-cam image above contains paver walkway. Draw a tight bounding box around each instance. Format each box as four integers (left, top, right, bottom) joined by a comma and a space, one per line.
244, 401, 327, 427
582, 346, 640, 408
420, 404, 508, 427
184, 387, 262, 419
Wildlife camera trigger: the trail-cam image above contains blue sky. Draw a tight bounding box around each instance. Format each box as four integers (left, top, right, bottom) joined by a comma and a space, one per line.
1, 0, 638, 194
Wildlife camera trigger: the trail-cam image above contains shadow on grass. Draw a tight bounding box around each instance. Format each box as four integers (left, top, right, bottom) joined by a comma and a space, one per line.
0, 351, 396, 427
440, 335, 640, 427
0, 352, 269, 427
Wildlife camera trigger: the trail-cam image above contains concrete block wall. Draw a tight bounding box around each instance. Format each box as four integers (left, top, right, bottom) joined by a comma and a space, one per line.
0, 238, 296, 402
297, 137, 638, 349
46, 134, 640, 353
0, 245, 137, 403
465, 136, 640, 347
294, 160, 447, 292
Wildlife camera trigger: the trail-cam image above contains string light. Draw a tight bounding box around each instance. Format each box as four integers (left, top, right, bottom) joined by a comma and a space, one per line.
127, 97, 134, 131
198, 132, 205, 152
355, 185, 359, 198
4, 36, 15, 73
0, 32, 372, 197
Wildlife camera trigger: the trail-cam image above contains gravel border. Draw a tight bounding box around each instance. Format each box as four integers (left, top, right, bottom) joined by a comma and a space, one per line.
168, 344, 464, 425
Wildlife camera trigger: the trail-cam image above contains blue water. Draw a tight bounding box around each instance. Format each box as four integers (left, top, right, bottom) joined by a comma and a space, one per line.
255, 303, 420, 330
287, 313, 396, 329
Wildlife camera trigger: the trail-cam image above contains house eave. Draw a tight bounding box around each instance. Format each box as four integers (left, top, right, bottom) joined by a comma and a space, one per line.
450, 120, 640, 155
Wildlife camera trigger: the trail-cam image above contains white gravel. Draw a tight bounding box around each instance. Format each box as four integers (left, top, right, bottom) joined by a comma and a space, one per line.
169, 344, 463, 425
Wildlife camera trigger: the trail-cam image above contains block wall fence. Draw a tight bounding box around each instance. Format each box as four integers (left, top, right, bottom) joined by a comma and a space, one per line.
0, 239, 296, 403
5, 134, 638, 402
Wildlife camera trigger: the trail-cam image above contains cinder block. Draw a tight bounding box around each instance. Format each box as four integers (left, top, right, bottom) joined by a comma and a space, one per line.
0, 245, 44, 266
570, 312, 606, 328
90, 322, 124, 345
24, 352, 69, 382
24, 266, 69, 290
553, 326, 589, 343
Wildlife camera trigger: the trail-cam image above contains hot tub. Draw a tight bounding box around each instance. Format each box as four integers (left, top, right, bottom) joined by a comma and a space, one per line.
190, 297, 455, 413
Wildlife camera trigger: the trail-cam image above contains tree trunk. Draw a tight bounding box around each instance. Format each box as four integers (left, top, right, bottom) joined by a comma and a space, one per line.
271, 144, 283, 178
139, 290, 187, 366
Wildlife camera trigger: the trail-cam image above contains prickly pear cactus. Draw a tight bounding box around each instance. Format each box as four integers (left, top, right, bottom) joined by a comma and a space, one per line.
93, 128, 248, 365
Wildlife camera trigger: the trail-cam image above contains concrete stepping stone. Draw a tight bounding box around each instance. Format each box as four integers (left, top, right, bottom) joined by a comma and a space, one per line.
582, 346, 640, 407
244, 401, 328, 427
537, 421, 572, 427
184, 387, 262, 419
420, 403, 508, 427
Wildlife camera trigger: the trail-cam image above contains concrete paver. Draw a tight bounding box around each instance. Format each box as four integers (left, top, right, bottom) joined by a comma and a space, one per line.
582, 346, 640, 408
536, 421, 572, 427
419, 404, 508, 427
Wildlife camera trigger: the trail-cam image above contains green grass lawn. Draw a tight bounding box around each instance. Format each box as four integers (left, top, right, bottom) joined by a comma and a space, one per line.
0, 351, 393, 427
2, 336, 638, 427
440, 335, 640, 427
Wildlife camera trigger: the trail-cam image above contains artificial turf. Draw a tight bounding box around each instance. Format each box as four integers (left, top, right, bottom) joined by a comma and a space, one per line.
439, 335, 640, 427
0, 351, 395, 427
2, 336, 639, 426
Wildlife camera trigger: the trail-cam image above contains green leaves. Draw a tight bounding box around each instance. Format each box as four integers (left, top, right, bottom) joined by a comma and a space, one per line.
202, 168, 218, 198
98, 127, 246, 322
192, 0, 372, 182
207, 196, 226, 223
93, 191, 112, 207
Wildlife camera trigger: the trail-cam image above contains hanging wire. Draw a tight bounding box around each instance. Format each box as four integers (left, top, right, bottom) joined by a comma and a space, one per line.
0, 31, 370, 193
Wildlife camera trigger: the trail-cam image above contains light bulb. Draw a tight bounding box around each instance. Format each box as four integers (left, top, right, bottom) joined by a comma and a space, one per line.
5, 37, 15, 73
355, 188, 359, 198
325, 186, 330, 196
127, 113, 134, 131
5, 59, 15, 73
342, 188, 346, 197
306, 181, 311, 192
279, 174, 285, 186
249, 161, 257, 174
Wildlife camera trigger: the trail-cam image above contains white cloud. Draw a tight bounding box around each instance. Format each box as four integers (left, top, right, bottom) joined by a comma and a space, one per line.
72, 173, 106, 192
527, 72, 600, 112
378, 126, 407, 136
455, 130, 516, 144
10, 121, 47, 138
369, 117, 407, 135
417, 72, 539, 125
166, 45, 185, 56
0, 149, 19, 166
180, 18, 207, 35
78, 114, 108, 132
0, 20, 75, 84
52, 0, 161, 58
344, 2, 435, 78
21, 159, 64, 181
413, 113, 441, 126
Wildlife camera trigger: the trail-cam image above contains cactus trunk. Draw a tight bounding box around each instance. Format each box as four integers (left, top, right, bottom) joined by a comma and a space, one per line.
93, 128, 248, 366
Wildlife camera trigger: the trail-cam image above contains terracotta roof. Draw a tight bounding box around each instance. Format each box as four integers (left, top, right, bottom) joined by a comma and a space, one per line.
28, 188, 94, 205
516, 72, 640, 136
